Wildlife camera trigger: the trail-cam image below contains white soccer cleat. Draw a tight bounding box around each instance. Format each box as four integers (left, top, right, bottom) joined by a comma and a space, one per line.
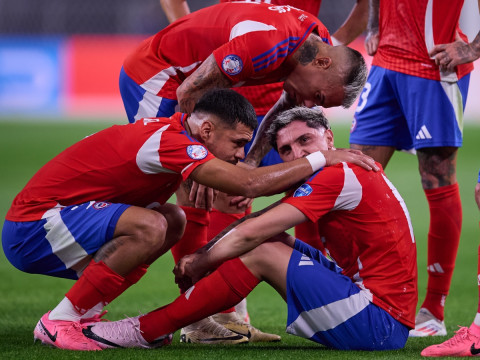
82, 316, 172, 349
409, 308, 447, 337
180, 316, 248, 344
212, 312, 281, 342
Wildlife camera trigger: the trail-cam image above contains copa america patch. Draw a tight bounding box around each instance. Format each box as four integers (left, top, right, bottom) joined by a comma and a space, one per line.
187, 145, 208, 160
93, 201, 112, 210
293, 184, 313, 197
222, 54, 243, 76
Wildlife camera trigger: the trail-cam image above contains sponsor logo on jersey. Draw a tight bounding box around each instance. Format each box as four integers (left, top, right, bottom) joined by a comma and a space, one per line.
222, 55, 243, 75
187, 145, 208, 160
293, 184, 312, 197
93, 201, 111, 210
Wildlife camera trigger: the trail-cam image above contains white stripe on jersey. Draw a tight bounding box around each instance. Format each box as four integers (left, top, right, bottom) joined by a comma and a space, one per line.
381, 174, 415, 243
287, 290, 371, 337
141, 62, 202, 95
136, 124, 177, 175
332, 162, 362, 211
229, 20, 277, 41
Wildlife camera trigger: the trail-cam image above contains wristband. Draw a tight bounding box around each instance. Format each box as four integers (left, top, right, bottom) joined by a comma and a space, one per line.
306, 151, 326, 171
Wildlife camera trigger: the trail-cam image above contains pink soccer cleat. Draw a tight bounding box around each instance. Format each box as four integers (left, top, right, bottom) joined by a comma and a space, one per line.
421, 326, 480, 357
82, 316, 173, 349
33, 311, 102, 351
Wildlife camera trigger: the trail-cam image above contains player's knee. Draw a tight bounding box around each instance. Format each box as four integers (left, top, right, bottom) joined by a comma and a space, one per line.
133, 211, 169, 251
157, 203, 187, 246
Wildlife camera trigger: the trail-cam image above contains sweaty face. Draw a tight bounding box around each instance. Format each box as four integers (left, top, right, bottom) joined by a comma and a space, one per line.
275, 120, 333, 162
283, 62, 345, 108
206, 122, 253, 164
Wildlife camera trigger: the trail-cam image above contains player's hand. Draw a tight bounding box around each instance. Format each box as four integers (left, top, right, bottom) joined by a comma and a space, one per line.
189, 181, 218, 211
429, 38, 480, 73
173, 253, 210, 292
323, 148, 379, 171
365, 29, 379, 56
229, 196, 254, 209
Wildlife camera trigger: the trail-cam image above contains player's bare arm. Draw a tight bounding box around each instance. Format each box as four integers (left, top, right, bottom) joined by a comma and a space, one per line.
176, 54, 232, 114
365, 0, 380, 56
159, 0, 190, 23
244, 91, 296, 167
331, 0, 368, 46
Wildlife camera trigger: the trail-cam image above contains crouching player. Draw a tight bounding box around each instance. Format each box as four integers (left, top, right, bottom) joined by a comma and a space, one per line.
2, 91, 378, 351
83, 106, 417, 351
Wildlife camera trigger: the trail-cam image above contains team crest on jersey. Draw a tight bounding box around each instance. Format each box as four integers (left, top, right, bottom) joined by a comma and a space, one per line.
93, 201, 111, 210
187, 145, 208, 160
222, 55, 243, 76
293, 184, 313, 197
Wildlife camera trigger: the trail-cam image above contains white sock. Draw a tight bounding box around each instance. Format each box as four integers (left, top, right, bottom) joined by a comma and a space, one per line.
81, 302, 105, 320
48, 297, 82, 321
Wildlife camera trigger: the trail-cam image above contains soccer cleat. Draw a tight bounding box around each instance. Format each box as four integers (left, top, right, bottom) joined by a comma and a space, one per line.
82, 316, 173, 349
421, 326, 480, 357
409, 308, 447, 337
180, 316, 248, 344
33, 311, 102, 351
212, 312, 281, 342
80, 310, 109, 326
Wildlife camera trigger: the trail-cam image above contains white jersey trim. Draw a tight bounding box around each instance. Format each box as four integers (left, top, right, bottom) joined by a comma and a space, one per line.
136, 124, 177, 175
332, 162, 362, 211
229, 20, 277, 41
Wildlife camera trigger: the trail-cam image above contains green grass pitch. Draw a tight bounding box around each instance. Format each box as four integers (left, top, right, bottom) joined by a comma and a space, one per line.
0, 120, 479, 359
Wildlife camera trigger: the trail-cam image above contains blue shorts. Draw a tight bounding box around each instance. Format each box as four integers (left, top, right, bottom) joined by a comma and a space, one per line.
2, 202, 130, 280
119, 67, 178, 123
350, 66, 470, 151
286, 239, 409, 351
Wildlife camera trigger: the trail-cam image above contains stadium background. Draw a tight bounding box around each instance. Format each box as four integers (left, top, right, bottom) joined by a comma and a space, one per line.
1, 1, 480, 358
0, 0, 479, 122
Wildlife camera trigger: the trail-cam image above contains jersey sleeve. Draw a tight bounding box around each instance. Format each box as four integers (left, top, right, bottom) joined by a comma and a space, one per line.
135, 120, 216, 181
282, 166, 345, 222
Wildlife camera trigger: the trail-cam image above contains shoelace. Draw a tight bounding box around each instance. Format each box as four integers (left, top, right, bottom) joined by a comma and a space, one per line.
80, 310, 109, 324
202, 318, 237, 337
442, 327, 471, 347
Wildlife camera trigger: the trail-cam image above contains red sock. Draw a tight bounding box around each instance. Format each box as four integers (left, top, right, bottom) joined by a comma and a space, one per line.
208, 209, 245, 239
477, 238, 480, 313
170, 207, 210, 264
66, 260, 124, 314
421, 183, 462, 321
104, 264, 149, 304
139, 257, 259, 342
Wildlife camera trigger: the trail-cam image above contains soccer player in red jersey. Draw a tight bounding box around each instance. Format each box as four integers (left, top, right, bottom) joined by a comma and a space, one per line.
422, 171, 480, 357
83, 106, 417, 351
2, 89, 377, 351
350, 0, 480, 337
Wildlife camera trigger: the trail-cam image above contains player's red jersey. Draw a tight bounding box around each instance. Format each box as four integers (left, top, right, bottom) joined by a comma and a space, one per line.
123, 2, 330, 106
373, 0, 473, 81
6, 113, 215, 222
283, 162, 417, 328
219, 0, 324, 115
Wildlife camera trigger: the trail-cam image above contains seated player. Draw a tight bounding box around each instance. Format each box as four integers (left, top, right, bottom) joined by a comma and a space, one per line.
2, 90, 378, 351
82, 106, 417, 351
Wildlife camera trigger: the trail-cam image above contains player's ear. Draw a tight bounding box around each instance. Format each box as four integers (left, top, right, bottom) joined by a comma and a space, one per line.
199, 120, 214, 141
325, 129, 334, 149
314, 56, 332, 69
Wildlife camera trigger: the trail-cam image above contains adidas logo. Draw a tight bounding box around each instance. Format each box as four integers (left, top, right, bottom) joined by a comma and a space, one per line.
427, 262, 444, 274
299, 255, 313, 266
416, 125, 432, 140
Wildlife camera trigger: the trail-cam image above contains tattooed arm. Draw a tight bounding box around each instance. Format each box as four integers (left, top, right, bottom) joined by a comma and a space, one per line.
176, 54, 232, 114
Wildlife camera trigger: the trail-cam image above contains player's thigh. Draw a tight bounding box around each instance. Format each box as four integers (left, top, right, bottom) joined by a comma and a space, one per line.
397, 73, 470, 150
286, 248, 409, 350
350, 66, 412, 151
2, 201, 130, 279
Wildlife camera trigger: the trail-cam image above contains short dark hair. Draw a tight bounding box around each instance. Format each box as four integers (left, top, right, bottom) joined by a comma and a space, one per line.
267, 106, 330, 151
341, 47, 368, 108
193, 88, 257, 130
